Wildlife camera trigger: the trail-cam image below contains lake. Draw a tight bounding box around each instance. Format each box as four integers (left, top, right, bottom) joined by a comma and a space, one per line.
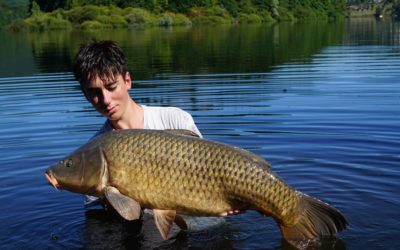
0, 18, 399, 249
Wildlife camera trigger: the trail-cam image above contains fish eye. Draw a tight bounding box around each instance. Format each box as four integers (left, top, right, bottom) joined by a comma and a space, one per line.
65, 159, 73, 168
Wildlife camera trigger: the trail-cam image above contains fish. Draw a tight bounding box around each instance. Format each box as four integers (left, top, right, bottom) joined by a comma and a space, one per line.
45, 129, 347, 248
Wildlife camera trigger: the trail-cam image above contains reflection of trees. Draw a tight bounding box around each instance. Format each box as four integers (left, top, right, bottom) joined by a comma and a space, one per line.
343, 18, 400, 45
0, 31, 35, 77
25, 23, 344, 80
28, 31, 75, 73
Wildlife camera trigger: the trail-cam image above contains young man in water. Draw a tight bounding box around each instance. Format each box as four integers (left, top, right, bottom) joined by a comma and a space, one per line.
73, 40, 240, 219
73, 40, 201, 139
72, 40, 202, 207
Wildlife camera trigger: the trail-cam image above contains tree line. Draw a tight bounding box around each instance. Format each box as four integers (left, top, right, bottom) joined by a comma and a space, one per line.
6, 0, 346, 32
10, 0, 400, 31
4, 0, 400, 30
29, 0, 346, 19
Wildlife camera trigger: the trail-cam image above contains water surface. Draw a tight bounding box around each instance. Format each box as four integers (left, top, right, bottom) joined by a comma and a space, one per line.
0, 19, 399, 249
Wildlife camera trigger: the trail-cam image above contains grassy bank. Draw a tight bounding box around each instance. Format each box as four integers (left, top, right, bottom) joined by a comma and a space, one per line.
7, 1, 346, 32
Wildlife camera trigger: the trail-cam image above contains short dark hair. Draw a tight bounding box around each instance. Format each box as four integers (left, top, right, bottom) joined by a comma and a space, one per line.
73, 40, 128, 89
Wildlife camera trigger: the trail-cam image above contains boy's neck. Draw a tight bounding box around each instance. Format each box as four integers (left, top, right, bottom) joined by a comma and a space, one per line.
108, 99, 143, 130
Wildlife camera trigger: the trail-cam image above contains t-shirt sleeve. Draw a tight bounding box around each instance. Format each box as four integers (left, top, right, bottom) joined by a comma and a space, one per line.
143, 106, 202, 138
171, 108, 203, 138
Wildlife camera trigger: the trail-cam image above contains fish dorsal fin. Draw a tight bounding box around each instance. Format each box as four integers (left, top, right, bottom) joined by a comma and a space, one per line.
104, 186, 141, 221
165, 129, 200, 138
234, 146, 271, 168
153, 209, 177, 240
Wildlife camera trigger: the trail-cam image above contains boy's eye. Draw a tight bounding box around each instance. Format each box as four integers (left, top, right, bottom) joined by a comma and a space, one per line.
107, 83, 118, 90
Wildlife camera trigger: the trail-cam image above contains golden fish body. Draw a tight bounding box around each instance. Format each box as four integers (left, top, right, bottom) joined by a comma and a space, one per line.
105, 130, 294, 217
45, 129, 347, 246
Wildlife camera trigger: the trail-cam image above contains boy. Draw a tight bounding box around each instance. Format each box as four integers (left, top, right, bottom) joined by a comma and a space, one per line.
72, 40, 202, 207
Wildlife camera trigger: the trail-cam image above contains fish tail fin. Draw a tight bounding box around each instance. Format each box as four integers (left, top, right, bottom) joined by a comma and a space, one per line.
278, 193, 348, 246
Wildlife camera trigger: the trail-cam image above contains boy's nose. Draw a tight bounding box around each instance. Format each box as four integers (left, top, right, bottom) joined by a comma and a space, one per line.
101, 90, 112, 106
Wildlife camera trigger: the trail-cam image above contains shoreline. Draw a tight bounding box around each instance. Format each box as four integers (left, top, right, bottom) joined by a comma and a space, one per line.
6, 4, 345, 32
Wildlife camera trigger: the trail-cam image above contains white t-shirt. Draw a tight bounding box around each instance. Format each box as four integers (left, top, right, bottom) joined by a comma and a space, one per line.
85, 105, 201, 207
93, 105, 202, 138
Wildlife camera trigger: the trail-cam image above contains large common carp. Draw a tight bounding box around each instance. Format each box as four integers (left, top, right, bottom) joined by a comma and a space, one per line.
45, 129, 347, 247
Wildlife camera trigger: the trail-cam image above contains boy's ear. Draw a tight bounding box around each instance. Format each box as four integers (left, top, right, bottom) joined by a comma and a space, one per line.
124, 72, 132, 89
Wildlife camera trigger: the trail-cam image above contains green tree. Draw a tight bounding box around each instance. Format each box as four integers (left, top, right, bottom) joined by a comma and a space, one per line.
270, 0, 279, 18
31, 1, 41, 16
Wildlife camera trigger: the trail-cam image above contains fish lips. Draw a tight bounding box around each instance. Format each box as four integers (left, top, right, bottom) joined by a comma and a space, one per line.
45, 170, 61, 190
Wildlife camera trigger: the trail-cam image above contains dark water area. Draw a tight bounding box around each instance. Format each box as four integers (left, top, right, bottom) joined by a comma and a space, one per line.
0, 18, 399, 249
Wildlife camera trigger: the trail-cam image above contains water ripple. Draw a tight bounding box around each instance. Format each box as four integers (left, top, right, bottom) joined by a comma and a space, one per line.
1, 45, 400, 249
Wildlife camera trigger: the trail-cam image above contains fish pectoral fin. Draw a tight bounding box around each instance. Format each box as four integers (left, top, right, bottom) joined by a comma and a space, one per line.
153, 209, 177, 240
104, 186, 141, 221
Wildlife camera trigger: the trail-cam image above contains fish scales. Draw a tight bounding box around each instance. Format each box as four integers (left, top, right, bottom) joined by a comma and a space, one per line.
95, 130, 298, 219
45, 129, 347, 247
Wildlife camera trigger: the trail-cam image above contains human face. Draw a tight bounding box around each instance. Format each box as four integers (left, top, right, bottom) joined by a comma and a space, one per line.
83, 72, 132, 120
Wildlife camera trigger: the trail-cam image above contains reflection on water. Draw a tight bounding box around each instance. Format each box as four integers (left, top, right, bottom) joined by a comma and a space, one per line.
83, 210, 143, 250
344, 18, 400, 45
1, 22, 345, 79
1, 19, 400, 249
83, 211, 233, 250
2, 18, 400, 80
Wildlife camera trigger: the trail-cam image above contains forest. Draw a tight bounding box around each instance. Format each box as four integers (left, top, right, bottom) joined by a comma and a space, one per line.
6, 0, 346, 31
2, 0, 400, 31
29, 0, 346, 17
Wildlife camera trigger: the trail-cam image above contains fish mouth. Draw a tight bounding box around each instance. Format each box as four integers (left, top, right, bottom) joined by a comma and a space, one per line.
45, 171, 60, 190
